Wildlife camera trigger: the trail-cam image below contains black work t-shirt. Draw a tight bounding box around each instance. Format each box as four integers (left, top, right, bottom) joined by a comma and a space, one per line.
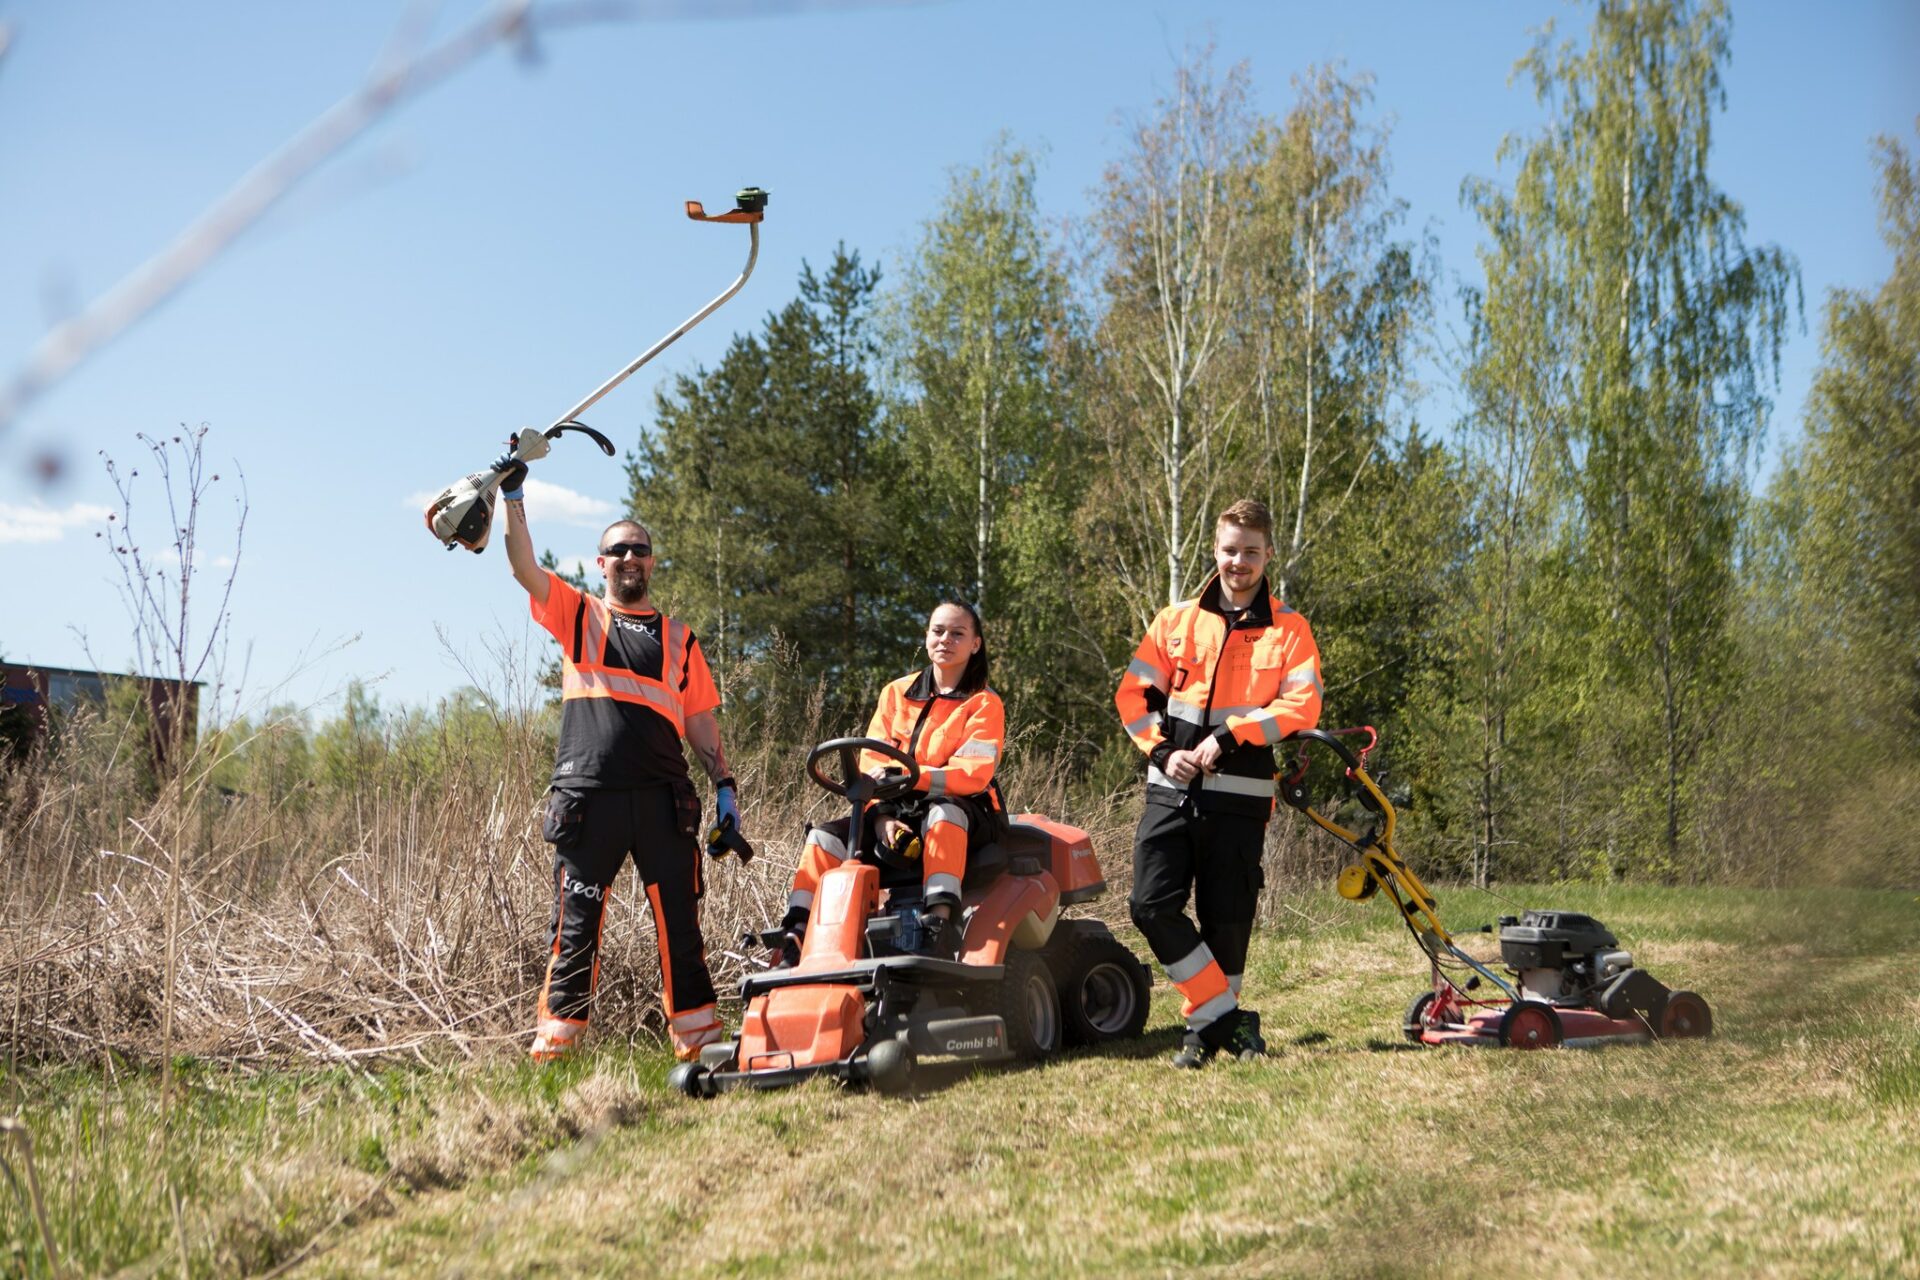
532, 576, 718, 790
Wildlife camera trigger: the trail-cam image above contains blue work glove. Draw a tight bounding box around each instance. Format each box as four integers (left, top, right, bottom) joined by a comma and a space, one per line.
715, 781, 741, 834
491, 446, 527, 501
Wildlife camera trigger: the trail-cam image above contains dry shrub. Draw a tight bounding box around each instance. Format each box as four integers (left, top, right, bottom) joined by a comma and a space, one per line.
0, 653, 1161, 1069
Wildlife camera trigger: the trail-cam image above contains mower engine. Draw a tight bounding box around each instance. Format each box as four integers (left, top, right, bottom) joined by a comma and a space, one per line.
1497, 910, 1670, 1024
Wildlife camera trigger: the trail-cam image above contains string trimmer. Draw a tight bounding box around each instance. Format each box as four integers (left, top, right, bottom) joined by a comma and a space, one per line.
426, 187, 768, 552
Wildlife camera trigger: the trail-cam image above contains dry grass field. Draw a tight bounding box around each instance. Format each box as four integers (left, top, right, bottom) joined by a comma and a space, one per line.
4, 881, 1914, 1279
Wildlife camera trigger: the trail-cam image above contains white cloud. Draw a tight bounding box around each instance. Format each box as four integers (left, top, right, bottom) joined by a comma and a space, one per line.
403, 478, 615, 529
523, 478, 616, 527
0, 500, 113, 544
554, 554, 593, 579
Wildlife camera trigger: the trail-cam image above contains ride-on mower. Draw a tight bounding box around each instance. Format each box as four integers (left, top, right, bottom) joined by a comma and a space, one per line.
668, 737, 1153, 1096
1278, 727, 1713, 1050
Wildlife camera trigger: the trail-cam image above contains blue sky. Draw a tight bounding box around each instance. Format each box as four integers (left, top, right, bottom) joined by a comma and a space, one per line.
1, 0, 1913, 719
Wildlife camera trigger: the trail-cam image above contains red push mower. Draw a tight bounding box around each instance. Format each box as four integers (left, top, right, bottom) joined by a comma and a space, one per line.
668, 737, 1153, 1096
1278, 727, 1713, 1050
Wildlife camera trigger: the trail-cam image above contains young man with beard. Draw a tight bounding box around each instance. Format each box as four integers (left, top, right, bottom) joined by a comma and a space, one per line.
1114, 499, 1323, 1069
501, 474, 738, 1063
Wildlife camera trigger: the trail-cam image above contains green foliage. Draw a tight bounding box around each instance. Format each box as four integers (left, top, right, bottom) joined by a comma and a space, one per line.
1441, 0, 1799, 878
635, 248, 914, 727
888, 138, 1102, 743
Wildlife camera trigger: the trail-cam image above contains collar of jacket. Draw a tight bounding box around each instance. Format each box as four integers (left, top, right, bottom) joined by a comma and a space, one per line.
1197, 571, 1277, 628
904, 666, 972, 702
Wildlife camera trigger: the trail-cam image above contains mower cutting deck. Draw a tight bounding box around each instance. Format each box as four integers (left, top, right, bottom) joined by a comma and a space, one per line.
1280, 727, 1713, 1051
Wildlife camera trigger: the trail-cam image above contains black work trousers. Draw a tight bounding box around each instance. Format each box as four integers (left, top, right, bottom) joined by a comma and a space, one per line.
538, 784, 715, 1024
1128, 800, 1268, 981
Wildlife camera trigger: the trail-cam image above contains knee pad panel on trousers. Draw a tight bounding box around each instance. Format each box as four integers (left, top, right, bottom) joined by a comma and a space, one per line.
1130, 899, 1200, 964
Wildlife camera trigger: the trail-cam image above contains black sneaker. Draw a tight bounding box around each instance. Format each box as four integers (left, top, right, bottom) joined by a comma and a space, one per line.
1215, 1009, 1266, 1060
913, 912, 960, 959
1169, 1009, 1266, 1069
1170, 1031, 1213, 1070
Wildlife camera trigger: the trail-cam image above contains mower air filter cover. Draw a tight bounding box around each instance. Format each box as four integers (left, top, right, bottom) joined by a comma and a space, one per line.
1499, 910, 1619, 972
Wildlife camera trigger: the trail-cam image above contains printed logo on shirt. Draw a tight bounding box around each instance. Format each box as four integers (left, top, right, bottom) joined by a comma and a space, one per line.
557, 760, 575, 775
611, 613, 656, 636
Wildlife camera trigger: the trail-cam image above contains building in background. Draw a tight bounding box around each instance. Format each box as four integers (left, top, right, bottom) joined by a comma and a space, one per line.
0, 662, 200, 768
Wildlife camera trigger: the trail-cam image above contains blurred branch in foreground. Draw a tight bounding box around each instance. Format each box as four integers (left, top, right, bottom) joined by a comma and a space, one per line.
0, 0, 923, 447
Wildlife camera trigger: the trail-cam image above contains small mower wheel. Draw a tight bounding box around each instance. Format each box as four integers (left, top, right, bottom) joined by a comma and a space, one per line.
667, 1062, 710, 1098
993, 947, 1062, 1060
864, 1038, 916, 1096
1050, 930, 1152, 1046
1497, 1000, 1564, 1050
1658, 990, 1713, 1040
1402, 990, 1437, 1043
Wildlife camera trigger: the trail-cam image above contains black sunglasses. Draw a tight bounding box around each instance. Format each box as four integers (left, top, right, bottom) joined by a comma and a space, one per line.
599, 541, 652, 559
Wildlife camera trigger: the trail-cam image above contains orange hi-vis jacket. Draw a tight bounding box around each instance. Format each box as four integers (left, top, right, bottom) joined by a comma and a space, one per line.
864, 669, 1004, 905
1115, 572, 1322, 817
859, 669, 1005, 802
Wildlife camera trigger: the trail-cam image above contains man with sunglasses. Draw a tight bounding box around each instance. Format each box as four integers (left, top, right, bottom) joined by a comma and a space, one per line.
502, 480, 739, 1064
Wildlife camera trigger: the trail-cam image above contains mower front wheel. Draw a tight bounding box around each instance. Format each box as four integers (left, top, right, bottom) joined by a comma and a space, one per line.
667, 1062, 712, 1098
863, 1038, 917, 1096
1497, 1000, 1564, 1050
994, 948, 1062, 1060
1658, 990, 1713, 1040
1051, 931, 1151, 1046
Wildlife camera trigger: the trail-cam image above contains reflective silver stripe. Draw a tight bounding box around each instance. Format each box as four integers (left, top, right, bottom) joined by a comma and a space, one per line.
665, 618, 685, 690
808, 828, 849, 862
583, 597, 607, 661
787, 888, 815, 911
1202, 773, 1275, 798
1242, 709, 1283, 745
1227, 973, 1243, 997
923, 769, 949, 797
927, 801, 970, 832
951, 738, 999, 760
1126, 657, 1171, 691
1209, 703, 1262, 725
670, 1004, 718, 1030
1146, 766, 1276, 798
1124, 713, 1159, 738
1280, 659, 1320, 696
562, 668, 685, 727
1164, 943, 1217, 985
925, 872, 962, 902
1165, 699, 1208, 725
1187, 990, 1238, 1029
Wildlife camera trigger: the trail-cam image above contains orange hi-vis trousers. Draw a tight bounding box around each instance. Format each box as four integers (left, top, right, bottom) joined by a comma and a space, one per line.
534, 786, 722, 1061
787, 799, 981, 913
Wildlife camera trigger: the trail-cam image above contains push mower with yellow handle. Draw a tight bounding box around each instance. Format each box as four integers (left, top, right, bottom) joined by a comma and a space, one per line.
1278, 727, 1712, 1049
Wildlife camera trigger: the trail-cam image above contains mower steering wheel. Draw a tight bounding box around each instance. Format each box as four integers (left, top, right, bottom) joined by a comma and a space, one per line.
805, 737, 921, 802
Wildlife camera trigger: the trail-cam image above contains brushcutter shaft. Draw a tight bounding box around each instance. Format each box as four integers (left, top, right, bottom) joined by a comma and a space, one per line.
548, 219, 760, 433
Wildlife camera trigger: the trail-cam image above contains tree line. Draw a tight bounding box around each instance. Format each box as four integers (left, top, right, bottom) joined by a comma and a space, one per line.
620, 1, 1917, 889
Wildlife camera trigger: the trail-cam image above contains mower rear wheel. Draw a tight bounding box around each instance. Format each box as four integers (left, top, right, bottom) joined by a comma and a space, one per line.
1051, 931, 1151, 1046
1497, 1000, 1564, 1050
1658, 990, 1713, 1039
993, 947, 1062, 1060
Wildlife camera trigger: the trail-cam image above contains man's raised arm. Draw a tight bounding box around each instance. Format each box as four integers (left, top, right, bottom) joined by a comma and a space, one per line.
499, 461, 548, 604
